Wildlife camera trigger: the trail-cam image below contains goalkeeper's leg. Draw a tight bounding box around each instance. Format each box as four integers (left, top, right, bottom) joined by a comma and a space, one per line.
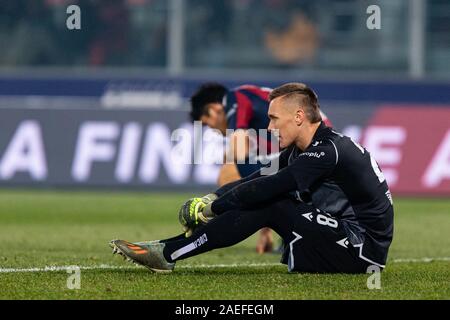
159, 234, 186, 243
162, 197, 298, 263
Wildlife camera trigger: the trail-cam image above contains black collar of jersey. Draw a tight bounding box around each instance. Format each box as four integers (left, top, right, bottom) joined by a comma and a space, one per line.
299, 121, 332, 151
282, 121, 332, 153
311, 121, 332, 142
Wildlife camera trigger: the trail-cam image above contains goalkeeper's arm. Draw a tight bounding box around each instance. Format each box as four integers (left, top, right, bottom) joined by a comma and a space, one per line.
214, 146, 292, 197
177, 169, 263, 234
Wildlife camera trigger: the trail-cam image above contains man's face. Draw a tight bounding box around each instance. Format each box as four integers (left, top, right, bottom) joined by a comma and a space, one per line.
267, 97, 304, 149
200, 103, 226, 133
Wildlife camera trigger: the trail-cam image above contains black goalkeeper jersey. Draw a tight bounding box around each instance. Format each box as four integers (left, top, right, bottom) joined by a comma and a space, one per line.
212, 122, 394, 266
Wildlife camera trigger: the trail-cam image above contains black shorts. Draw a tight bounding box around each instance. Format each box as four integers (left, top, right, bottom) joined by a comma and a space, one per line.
279, 203, 372, 274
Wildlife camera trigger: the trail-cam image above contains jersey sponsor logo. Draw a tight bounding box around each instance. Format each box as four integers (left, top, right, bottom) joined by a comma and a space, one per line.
300, 151, 325, 159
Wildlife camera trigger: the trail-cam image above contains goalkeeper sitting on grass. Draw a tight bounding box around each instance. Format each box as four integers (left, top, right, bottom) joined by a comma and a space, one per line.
110, 82, 394, 273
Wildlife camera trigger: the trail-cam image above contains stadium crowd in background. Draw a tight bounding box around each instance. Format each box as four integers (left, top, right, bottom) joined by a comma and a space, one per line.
3, 0, 447, 73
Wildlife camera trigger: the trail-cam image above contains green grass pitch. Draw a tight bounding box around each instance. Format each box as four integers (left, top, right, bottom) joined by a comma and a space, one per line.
0, 190, 448, 299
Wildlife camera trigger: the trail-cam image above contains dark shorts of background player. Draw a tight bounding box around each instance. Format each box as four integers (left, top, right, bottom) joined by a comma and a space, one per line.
236, 161, 262, 178
276, 200, 373, 273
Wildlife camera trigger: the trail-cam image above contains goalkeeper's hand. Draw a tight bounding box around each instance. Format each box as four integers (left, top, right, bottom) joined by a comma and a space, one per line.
178, 193, 217, 236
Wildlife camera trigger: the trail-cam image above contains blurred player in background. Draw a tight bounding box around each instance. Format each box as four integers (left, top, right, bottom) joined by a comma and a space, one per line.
189, 83, 332, 254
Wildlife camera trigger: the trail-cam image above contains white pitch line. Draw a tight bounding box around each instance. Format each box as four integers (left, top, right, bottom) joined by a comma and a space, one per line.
0, 263, 279, 273
180, 262, 280, 269
0, 257, 448, 274
391, 257, 450, 263
0, 264, 134, 274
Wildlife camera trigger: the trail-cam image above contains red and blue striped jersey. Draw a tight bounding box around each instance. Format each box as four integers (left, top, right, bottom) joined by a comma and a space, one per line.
224, 85, 272, 130
224, 84, 332, 131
